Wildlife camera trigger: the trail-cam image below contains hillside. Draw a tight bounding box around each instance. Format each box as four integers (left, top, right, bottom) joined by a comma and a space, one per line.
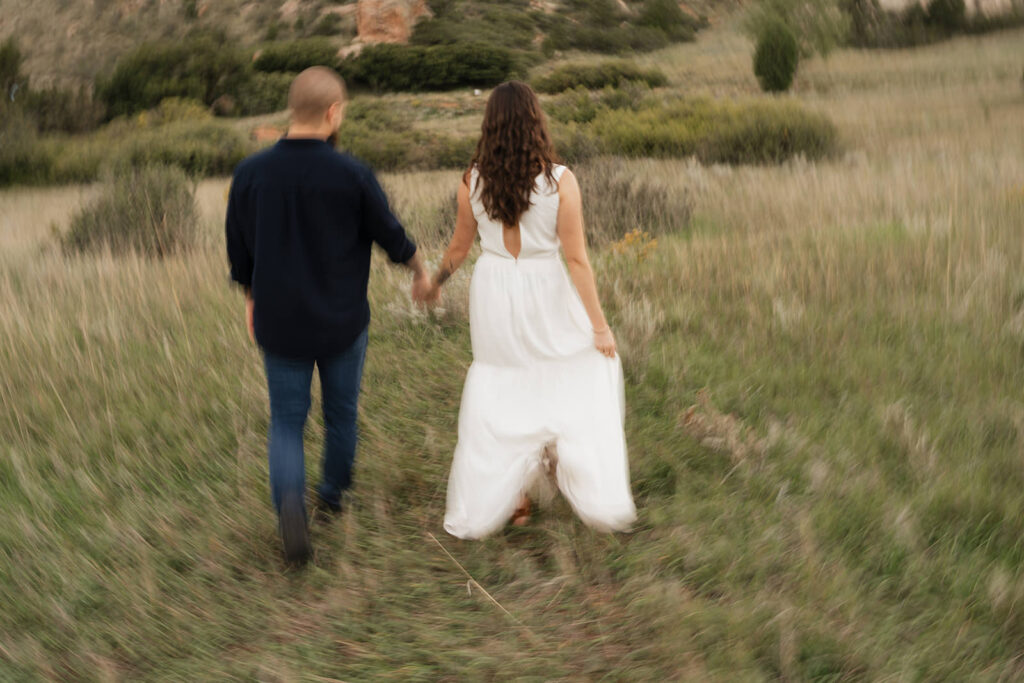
0, 0, 743, 91
0, 0, 351, 88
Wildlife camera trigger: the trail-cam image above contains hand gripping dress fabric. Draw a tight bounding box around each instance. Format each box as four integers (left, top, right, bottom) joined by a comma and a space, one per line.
443, 165, 638, 539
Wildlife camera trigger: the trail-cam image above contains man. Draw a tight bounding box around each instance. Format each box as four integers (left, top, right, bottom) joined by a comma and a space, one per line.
226, 67, 432, 565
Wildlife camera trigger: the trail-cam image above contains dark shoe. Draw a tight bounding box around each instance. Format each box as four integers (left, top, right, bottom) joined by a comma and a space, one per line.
279, 492, 311, 565
311, 494, 342, 524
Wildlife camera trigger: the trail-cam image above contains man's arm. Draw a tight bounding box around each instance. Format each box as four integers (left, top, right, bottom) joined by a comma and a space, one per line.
359, 169, 433, 302
225, 178, 253, 290
226, 178, 257, 342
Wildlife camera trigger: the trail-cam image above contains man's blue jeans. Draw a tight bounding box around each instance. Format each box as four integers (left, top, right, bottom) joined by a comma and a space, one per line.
262, 327, 368, 515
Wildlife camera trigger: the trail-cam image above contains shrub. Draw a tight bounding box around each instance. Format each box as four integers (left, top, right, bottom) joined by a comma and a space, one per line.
841, 0, 1000, 47
543, 22, 672, 54
253, 38, 339, 73
636, 0, 704, 40
588, 98, 838, 164
550, 122, 602, 165
97, 34, 251, 117
533, 61, 667, 94
0, 37, 26, 100
745, 0, 850, 59
575, 158, 693, 248
113, 120, 252, 176
337, 118, 475, 172
547, 81, 655, 124
753, 19, 800, 93
411, 1, 539, 52
926, 0, 966, 32
134, 97, 211, 126
63, 165, 199, 257
700, 101, 838, 164
0, 104, 53, 185
23, 86, 106, 134
235, 71, 293, 116
345, 42, 515, 92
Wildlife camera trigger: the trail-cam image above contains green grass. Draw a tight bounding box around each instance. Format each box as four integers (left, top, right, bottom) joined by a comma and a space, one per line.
2, 23, 1024, 681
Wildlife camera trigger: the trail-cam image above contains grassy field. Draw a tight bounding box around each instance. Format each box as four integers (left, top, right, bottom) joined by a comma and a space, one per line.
2, 24, 1024, 680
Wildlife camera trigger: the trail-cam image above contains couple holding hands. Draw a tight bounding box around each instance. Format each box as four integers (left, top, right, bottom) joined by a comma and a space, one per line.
226, 67, 636, 564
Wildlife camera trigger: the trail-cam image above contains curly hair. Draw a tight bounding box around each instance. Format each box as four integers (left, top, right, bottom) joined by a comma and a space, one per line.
469, 81, 560, 228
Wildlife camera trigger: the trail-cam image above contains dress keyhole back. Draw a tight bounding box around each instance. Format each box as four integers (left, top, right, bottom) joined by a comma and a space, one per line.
502, 223, 522, 260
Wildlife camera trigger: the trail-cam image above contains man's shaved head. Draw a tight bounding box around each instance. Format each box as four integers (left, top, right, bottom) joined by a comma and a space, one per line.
288, 66, 347, 125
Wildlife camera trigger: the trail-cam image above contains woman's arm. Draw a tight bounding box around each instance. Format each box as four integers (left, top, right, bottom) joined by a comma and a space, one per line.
430, 175, 479, 295
556, 170, 617, 358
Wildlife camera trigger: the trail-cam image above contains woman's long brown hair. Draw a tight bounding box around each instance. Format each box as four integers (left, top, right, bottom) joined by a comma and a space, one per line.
469, 81, 560, 228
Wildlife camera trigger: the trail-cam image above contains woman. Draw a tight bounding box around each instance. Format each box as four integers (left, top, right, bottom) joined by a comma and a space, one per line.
428, 81, 637, 540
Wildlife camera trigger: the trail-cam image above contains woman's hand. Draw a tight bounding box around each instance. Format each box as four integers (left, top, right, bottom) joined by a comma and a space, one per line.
424, 279, 443, 306
593, 326, 616, 358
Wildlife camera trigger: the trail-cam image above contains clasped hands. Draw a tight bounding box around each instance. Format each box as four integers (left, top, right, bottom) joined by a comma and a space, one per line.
411, 271, 442, 307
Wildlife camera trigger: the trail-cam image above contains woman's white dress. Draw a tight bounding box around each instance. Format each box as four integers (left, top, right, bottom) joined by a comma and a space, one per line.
443, 165, 637, 539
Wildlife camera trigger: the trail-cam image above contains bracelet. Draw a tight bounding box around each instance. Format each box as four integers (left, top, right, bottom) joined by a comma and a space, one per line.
592, 326, 610, 334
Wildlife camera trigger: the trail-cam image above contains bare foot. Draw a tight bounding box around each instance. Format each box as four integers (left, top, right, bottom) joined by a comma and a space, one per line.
511, 495, 531, 527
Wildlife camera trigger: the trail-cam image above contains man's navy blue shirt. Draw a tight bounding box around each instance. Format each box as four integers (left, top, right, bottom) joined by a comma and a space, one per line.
226, 138, 416, 359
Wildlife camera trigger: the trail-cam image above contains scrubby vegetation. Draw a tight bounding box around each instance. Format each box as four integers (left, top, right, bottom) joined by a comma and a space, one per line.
0, 99, 252, 186
533, 60, 667, 94
576, 97, 838, 164
753, 19, 801, 92
96, 32, 252, 119
341, 42, 517, 92
62, 165, 198, 258
843, 0, 1024, 47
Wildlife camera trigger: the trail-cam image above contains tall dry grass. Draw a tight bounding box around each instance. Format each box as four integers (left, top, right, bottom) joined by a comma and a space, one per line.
1, 25, 1023, 679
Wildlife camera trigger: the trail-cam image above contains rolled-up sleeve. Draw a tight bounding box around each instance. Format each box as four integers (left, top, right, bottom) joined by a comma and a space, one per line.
360, 170, 417, 264
225, 177, 253, 289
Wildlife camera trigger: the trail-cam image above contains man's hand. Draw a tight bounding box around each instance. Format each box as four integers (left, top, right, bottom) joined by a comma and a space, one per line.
411, 272, 436, 305
246, 292, 255, 343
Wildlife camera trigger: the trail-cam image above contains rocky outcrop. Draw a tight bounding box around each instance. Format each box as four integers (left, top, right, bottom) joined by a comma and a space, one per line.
356, 0, 431, 44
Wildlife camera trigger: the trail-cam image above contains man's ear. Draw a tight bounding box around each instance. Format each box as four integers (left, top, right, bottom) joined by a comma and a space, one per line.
329, 101, 345, 129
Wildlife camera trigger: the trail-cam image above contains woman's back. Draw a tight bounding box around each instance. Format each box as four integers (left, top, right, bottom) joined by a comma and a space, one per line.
469, 165, 566, 261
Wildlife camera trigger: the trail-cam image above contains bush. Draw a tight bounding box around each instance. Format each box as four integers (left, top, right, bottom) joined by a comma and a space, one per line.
23, 86, 106, 134
337, 119, 475, 172
412, 1, 539, 52
636, 0, 704, 40
0, 104, 53, 185
114, 120, 252, 176
235, 71, 293, 116
550, 122, 602, 165
97, 34, 252, 117
753, 19, 800, 93
63, 165, 199, 257
345, 42, 515, 92
533, 61, 667, 94
841, 0, 1000, 47
1, 38, 26, 100
543, 22, 673, 55
253, 38, 339, 73
926, 0, 966, 32
575, 158, 693, 248
541, 0, 701, 55
700, 101, 838, 164
744, 0, 850, 59
587, 98, 838, 164
547, 81, 655, 124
